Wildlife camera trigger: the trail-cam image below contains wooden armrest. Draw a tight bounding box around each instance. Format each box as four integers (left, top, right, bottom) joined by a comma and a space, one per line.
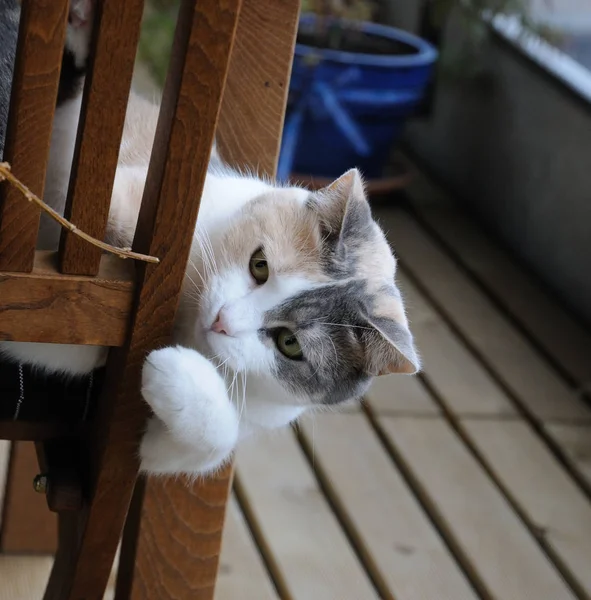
0, 251, 135, 346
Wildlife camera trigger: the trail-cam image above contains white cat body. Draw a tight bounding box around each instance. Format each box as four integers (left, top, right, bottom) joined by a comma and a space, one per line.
1, 89, 418, 477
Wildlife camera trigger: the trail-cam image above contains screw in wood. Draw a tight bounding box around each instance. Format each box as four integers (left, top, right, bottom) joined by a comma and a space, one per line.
33, 474, 48, 494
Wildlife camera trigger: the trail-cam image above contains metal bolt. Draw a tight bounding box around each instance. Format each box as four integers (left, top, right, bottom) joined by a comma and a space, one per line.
33, 474, 48, 494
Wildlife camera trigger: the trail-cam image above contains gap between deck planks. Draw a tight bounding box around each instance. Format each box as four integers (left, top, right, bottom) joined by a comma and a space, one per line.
404, 168, 591, 389
297, 414, 479, 600
390, 272, 591, 598
235, 431, 380, 600
375, 206, 591, 495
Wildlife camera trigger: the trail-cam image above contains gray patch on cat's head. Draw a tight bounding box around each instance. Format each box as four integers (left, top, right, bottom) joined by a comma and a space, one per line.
254, 168, 419, 405
261, 280, 418, 406
306, 169, 375, 279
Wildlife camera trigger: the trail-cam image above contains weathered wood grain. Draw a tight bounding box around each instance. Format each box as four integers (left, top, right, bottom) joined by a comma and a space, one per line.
121, 467, 234, 600
397, 271, 517, 417
0, 252, 135, 346
215, 496, 278, 599
0, 0, 69, 272
58, 0, 145, 276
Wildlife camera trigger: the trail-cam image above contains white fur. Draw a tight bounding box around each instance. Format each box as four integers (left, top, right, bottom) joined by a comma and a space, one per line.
140, 347, 239, 475
0, 94, 313, 475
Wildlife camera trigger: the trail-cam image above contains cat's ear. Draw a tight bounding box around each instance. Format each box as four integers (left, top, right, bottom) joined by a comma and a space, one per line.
311, 169, 372, 240
364, 316, 420, 376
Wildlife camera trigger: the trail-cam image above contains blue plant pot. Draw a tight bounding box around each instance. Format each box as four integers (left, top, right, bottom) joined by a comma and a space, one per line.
278, 16, 438, 181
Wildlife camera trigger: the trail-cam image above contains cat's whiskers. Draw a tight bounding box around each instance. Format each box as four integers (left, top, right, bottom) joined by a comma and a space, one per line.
187, 257, 208, 290
306, 339, 327, 381
214, 356, 231, 372
308, 320, 374, 331
227, 370, 239, 412
201, 230, 219, 276
197, 230, 219, 281
238, 371, 247, 425
326, 335, 338, 366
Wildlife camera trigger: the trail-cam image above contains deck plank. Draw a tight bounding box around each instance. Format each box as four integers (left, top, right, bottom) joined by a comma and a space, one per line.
299, 414, 478, 600
0, 555, 53, 600
413, 201, 591, 387
398, 272, 517, 417
366, 372, 440, 415
235, 431, 378, 600
396, 267, 591, 593
545, 424, 591, 487
463, 419, 591, 596
216, 496, 278, 600
380, 417, 577, 600
378, 207, 589, 422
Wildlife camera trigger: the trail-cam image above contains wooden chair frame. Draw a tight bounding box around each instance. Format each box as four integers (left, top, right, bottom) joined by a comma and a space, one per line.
0, 0, 300, 598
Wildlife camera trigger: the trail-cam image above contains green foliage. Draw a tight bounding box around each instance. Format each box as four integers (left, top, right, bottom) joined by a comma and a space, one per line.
137, 1, 180, 88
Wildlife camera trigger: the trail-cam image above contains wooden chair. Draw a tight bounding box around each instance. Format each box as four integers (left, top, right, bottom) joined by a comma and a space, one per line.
0, 0, 300, 598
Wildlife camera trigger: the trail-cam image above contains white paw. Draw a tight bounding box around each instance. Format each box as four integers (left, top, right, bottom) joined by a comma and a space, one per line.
142, 346, 239, 453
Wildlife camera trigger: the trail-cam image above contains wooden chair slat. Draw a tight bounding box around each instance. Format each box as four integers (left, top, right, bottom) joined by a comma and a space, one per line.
43, 1, 242, 597
0, 0, 69, 272
0, 252, 135, 346
58, 0, 145, 276
217, 0, 301, 178
121, 2, 302, 598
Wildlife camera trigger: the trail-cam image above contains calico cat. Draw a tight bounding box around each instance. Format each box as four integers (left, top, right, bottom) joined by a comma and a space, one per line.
0, 0, 419, 475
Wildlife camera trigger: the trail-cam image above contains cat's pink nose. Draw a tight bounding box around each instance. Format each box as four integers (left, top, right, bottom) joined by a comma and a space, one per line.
211, 311, 229, 335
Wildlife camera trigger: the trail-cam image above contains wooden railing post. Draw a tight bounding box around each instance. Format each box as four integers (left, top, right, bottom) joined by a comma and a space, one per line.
117, 2, 301, 599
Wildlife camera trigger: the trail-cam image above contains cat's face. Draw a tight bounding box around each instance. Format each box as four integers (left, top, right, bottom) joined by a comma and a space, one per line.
186, 169, 419, 406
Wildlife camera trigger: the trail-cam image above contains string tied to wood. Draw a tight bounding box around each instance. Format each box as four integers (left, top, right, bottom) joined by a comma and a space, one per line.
0, 162, 159, 264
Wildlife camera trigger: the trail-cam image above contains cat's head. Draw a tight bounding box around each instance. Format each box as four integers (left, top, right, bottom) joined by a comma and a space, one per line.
187, 168, 419, 406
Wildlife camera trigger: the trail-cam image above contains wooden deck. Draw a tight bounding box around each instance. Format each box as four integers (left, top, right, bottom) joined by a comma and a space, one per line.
1, 168, 590, 599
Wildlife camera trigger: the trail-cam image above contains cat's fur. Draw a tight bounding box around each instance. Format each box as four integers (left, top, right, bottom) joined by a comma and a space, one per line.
0, 1, 419, 476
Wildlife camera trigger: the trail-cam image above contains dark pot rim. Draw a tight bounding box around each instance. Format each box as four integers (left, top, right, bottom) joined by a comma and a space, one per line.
296, 14, 438, 68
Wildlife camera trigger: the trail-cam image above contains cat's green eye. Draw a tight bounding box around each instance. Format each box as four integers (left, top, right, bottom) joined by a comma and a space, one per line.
276, 328, 303, 360
249, 249, 269, 284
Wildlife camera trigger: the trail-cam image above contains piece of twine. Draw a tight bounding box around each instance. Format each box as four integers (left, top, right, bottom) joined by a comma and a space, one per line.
0, 162, 159, 264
